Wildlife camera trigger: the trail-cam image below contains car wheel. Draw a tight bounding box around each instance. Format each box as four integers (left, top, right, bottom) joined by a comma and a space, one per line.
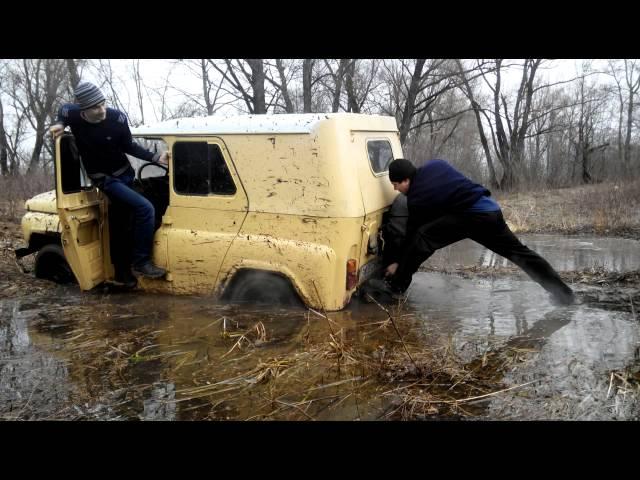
223, 270, 302, 307
34, 244, 76, 284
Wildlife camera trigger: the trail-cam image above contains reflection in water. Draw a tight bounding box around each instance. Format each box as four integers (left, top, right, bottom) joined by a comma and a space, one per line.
142, 382, 176, 421
0, 300, 72, 420
430, 234, 640, 272
487, 308, 639, 420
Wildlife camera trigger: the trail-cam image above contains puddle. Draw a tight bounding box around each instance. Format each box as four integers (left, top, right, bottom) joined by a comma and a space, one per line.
2, 234, 640, 420
429, 234, 640, 272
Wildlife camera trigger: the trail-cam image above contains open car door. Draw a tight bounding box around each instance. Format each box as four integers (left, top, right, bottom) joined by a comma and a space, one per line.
55, 133, 107, 289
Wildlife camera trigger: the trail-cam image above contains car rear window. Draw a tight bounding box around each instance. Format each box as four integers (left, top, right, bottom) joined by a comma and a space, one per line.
367, 140, 394, 174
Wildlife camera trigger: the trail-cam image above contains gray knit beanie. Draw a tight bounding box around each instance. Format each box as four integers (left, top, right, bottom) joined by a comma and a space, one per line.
74, 82, 106, 110
388, 158, 417, 182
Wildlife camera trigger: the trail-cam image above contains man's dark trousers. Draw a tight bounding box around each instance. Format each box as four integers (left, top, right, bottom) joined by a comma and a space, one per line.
391, 210, 574, 301
99, 169, 155, 270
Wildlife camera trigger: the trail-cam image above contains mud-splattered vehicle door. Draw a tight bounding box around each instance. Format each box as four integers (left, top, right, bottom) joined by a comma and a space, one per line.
162, 138, 249, 294
353, 133, 400, 284
55, 134, 108, 290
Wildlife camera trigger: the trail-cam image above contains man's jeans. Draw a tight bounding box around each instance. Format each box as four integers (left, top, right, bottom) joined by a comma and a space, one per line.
391, 210, 573, 301
100, 169, 155, 269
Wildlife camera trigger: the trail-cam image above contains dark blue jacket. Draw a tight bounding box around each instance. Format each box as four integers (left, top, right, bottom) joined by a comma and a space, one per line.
56, 104, 157, 177
406, 159, 491, 236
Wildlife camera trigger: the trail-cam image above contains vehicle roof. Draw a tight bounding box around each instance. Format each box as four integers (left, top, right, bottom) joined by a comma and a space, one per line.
131, 112, 398, 136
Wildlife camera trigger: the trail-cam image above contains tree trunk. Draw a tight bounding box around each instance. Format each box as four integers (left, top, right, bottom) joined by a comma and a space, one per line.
275, 59, 294, 113
0, 97, 8, 175
345, 59, 359, 113
331, 59, 349, 113
513, 59, 541, 183
455, 60, 498, 189
28, 122, 45, 172
302, 59, 314, 113
586, 143, 608, 183
66, 59, 80, 88
624, 87, 633, 168
399, 59, 426, 146
615, 79, 624, 165
582, 146, 593, 184
201, 59, 214, 115
492, 60, 514, 189
622, 60, 640, 173
246, 59, 266, 114
132, 59, 145, 125
0, 145, 7, 176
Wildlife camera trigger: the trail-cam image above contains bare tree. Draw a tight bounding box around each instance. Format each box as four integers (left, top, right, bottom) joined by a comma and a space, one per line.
149, 70, 172, 121
265, 59, 295, 113
380, 59, 468, 150
247, 59, 266, 113
0, 93, 8, 175
0, 74, 31, 175
66, 59, 81, 88
211, 59, 268, 114
455, 59, 499, 188
131, 59, 145, 125
169, 59, 231, 117
571, 75, 610, 183
4, 59, 68, 172
344, 59, 383, 113
0, 62, 9, 175
92, 59, 128, 114
302, 59, 315, 113
608, 60, 626, 166
473, 59, 545, 190
622, 60, 640, 169
321, 59, 352, 113
345, 60, 359, 112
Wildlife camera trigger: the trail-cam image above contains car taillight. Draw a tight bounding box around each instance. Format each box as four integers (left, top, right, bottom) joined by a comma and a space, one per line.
346, 259, 358, 290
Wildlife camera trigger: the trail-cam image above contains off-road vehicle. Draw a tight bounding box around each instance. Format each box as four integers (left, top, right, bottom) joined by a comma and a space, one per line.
16, 113, 401, 311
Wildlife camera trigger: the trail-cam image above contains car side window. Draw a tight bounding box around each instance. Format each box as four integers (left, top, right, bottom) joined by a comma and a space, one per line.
127, 137, 169, 179
173, 142, 236, 196
367, 139, 394, 174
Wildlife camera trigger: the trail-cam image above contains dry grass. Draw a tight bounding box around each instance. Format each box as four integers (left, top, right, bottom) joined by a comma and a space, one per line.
169, 301, 541, 420
0, 173, 53, 221
608, 368, 640, 397
496, 179, 640, 239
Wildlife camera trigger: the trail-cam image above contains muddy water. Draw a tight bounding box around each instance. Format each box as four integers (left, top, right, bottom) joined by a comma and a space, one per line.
430, 234, 640, 272
1, 234, 639, 420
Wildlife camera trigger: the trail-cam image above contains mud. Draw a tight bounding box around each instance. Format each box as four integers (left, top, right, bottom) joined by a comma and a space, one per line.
2, 223, 639, 421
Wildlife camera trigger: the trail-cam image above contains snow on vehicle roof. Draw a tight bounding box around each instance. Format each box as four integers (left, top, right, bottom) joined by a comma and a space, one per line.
132, 113, 394, 136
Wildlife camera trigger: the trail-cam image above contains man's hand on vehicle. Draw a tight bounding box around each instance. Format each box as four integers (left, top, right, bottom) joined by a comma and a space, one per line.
158, 151, 169, 165
49, 124, 64, 139
385, 262, 398, 277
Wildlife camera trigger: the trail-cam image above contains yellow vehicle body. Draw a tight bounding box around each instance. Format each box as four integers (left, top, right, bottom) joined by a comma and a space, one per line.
21, 190, 62, 242
29, 113, 402, 311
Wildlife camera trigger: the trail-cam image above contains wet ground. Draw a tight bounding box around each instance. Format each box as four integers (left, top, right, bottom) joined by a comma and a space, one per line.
1, 232, 639, 420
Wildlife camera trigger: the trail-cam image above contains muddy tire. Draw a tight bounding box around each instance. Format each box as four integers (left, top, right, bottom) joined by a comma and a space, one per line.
35, 244, 76, 284
222, 270, 302, 307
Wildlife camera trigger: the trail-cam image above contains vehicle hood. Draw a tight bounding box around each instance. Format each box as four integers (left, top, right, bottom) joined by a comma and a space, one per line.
25, 190, 57, 214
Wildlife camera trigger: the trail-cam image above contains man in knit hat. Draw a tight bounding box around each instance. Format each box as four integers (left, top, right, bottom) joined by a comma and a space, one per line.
50, 81, 168, 287
368, 158, 575, 306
